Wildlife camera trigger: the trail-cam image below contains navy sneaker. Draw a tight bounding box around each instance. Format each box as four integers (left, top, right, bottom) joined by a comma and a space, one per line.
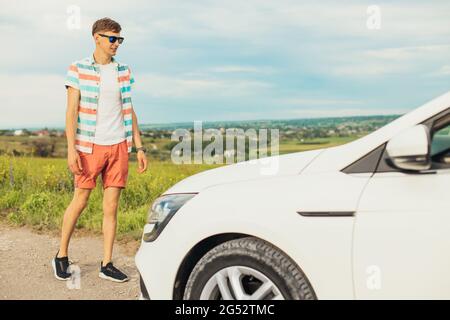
99, 262, 129, 283
52, 251, 72, 281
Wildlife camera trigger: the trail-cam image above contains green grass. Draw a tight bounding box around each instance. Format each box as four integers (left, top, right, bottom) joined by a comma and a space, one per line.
278, 136, 359, 154
0, 155, 219, 240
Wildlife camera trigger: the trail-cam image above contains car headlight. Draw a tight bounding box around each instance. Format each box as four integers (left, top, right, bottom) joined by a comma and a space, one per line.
143, 193, 197, 242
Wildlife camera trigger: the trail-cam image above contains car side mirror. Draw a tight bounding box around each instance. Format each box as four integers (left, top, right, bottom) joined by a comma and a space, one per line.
385, 124, 431, 171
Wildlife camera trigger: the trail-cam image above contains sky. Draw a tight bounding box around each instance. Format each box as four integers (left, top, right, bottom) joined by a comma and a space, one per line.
1, 0, 450, 129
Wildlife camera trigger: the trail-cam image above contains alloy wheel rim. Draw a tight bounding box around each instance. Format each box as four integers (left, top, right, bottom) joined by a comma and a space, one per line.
199, 265, 285, 300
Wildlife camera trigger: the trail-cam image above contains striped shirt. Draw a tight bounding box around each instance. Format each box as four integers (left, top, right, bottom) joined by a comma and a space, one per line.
64, 55, 135, 154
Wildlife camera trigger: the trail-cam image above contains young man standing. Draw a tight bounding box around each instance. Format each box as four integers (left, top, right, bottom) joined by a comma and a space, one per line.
52, 17, 148, 283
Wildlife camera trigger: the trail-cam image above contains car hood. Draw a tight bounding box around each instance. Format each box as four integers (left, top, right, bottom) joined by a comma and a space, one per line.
164, 149, 323, 194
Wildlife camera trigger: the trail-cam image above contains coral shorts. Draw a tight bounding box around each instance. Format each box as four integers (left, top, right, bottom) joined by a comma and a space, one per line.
74, 140, 129, 190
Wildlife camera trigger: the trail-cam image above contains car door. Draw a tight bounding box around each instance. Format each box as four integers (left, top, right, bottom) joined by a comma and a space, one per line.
353, 111, 450, 299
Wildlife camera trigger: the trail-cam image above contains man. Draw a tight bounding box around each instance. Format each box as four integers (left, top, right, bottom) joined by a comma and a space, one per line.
52, 17, 148, 283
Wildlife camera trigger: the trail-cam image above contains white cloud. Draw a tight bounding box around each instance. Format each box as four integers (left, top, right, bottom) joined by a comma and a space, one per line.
136, 73, 273, 98
2, 1, 450, 44
285, 108, 409, 118
208, 65, 278, 74
431, 65, 450, 77
328, 44, 450, 77
0, 74, 66, 129
279, 98, 362, 106
331, 64, 403, 77
217, 106, 411, 121
365, 45, 450, 60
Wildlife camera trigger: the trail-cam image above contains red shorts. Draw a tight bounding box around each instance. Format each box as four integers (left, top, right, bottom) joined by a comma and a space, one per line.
74, 140, 129, 190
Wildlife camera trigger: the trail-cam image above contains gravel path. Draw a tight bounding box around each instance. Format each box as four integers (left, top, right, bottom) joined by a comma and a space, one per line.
0, 222, 141, 300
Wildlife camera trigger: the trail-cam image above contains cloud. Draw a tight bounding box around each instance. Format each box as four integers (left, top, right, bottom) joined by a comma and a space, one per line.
331, 64, 404, 77
328, 44, 450, 77
279, 98, 362, 106
0, 73, 65, 129
208, 65, 278, 74
365, 45, 450, 60
136, 73, 273, 98
285, 108, 408, 118
431, 65, 450, 77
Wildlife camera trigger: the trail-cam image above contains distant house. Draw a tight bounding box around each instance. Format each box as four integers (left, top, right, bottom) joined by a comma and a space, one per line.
35, 130, 50, 137
14, 129, 24, 136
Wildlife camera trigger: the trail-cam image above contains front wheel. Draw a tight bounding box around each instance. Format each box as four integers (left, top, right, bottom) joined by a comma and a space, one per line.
183, 237, 316, 300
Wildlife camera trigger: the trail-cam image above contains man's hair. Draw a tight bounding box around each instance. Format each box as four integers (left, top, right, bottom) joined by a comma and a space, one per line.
92, 17, 121, 36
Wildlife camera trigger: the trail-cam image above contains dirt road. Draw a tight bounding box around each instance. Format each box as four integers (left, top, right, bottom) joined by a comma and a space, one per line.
0, 222, 141, 300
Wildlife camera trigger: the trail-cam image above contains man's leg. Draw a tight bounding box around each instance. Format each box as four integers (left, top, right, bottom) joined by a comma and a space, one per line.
102, 186, 122, 265
58, 187, 92, 257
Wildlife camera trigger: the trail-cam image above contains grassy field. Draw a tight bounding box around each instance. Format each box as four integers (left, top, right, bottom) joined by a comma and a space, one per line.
0, 155, 219, 240
0, 135, 359, 240
278, 136, 360, 154
0, 135, 175, 160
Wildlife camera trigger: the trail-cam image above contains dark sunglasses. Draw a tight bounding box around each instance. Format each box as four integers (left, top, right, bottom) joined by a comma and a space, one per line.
98, 33, 124, 44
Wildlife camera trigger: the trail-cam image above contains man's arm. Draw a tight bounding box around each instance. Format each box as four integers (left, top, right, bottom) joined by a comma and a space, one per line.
66, 87, 79, 151
131, 108, 143, 148
66, 87, 83, 174
132, 108, 148, 173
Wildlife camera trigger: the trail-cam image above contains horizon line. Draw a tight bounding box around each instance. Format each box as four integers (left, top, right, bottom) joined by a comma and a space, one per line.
0, 113, 403, 131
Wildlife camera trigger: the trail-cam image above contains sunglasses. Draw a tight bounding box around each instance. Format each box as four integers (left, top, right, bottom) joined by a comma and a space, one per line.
98, 33, 124, 44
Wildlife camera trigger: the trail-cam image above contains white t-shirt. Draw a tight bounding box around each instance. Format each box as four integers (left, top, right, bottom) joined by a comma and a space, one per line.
93, 62, 126, 145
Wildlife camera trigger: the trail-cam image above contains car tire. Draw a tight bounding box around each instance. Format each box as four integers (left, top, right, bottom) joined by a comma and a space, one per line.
183, 237, 316, 300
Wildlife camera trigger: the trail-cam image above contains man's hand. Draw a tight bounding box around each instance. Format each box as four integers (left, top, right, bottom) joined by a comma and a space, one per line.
137, 150, 148, 173
68, 148, 83, 175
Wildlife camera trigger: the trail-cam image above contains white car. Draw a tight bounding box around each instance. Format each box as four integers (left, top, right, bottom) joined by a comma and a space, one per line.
135, 92, 450, 300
